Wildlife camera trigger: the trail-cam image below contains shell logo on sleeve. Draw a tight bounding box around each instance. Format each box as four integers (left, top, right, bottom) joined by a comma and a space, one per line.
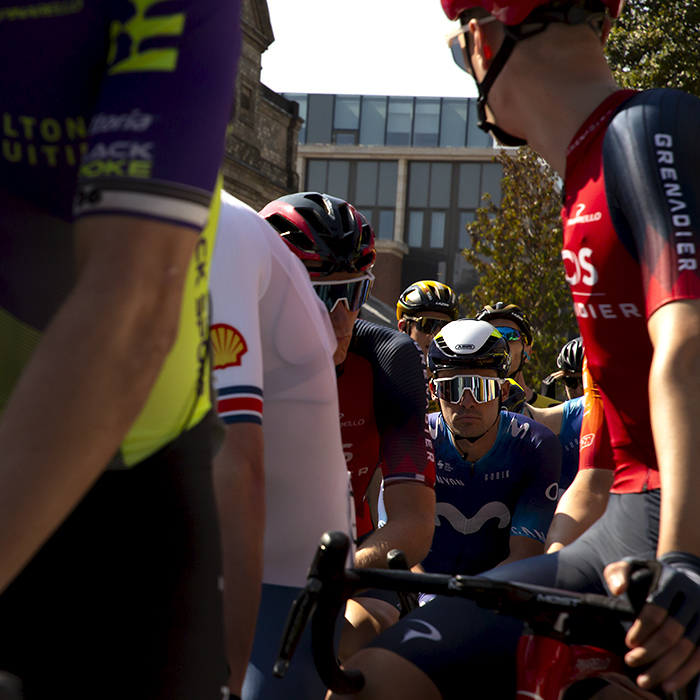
211, 324, 248, 369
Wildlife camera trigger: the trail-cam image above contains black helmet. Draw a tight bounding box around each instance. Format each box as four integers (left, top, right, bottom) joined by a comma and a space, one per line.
428, 319, 511, 378
557, 336, 584, 375
260, 192, 376, 277
396, 280, 460, 322
475, 302, 533, 345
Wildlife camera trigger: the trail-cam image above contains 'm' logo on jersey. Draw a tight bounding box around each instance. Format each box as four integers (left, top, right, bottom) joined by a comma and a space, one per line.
211, 324, 247, 369
435, 501, 511, 535
107, 0, 185, 75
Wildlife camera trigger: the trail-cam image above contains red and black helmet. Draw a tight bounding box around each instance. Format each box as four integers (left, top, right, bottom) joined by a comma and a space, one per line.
441, 0, 624, 23
260, 192, 375, 278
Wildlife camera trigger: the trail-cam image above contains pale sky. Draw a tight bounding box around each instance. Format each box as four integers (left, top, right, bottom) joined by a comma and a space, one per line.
260, 0, 478, 99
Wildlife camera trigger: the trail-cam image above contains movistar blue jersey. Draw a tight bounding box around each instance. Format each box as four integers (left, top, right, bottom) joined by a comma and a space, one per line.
424, 411, 561, 575
559, 396, 585, 493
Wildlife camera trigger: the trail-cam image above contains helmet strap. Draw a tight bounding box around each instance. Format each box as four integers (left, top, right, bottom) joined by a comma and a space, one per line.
473, 34, 527, 147
472, 5, 604, 147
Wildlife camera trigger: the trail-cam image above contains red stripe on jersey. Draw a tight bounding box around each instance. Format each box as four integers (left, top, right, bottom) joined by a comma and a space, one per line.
217, 396, 263, 415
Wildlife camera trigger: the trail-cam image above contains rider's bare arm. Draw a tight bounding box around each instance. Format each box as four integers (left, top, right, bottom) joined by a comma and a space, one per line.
648, 299, 700, 558
545, 468, 613, 553
354, 482, 435, 569
606, 299, 700, 693
0, 215, 197, 593
213, 422, 266, 696
523, 402, 564, 435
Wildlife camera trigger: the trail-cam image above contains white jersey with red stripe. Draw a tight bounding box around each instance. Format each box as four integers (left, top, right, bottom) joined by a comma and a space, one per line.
210, 191, 354, 587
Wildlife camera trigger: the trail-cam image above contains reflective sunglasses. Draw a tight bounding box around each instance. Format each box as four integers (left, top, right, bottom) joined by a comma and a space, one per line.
312, 273, 374, 313
432, 375, 504, 404
404, 316, 450, 336
445, 15, 498, 74
494, 326, 523, 343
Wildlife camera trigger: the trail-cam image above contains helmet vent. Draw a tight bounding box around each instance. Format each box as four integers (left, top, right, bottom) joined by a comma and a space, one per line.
337, 203, 353, 233
265, 213, 300, 236
297, 208, 328, 237
304, 193, 327, 209
360, 223, 372, 246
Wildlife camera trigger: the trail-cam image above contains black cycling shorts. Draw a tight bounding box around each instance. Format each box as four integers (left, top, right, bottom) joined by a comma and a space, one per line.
369, 491, 661, 699
0, 413, 227, 700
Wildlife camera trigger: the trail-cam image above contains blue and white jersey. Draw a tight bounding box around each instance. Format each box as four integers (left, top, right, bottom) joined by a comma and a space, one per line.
559, 396, 585, 493
424, 411, 561, 575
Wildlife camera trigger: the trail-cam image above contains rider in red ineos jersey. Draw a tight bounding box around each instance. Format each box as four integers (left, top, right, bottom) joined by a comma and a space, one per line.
328, 2, 700, 699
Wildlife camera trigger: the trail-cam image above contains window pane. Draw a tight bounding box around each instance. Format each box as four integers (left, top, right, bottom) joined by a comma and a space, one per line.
334, 95, 360, 130
413, 98, 440, 148
430, 211, 446, 248
378, 209, 395, 240
306, 160, 328, 191
429, 163, 451, 208
408, 211, 424, 247
481, 162, 502, 206
333, 131, 357, 145
458, 163, 481, 209
459, 211, 475, 249
355, 161, 378, 206
358, 208, 374, 228
286, 93, 308, 144
359, 96, 387, 146
386, 97, 414, 146
440, 98, 467, 147
327, 160, 349, 200
408, 162, 429, 207
467, 99, 493, 148
377, 161, 398, 207
306, 94, 334, 145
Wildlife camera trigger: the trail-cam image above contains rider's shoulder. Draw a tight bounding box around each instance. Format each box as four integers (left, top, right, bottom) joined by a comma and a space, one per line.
353, 319, 424, 363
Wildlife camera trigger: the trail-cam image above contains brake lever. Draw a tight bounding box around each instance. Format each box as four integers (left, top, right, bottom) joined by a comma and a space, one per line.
273, 578, 322, 679
275, 531, 352, 680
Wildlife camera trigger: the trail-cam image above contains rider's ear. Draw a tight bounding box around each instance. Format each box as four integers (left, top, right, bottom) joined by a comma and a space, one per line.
501, 380, 510, 402
398, 318, 408, 333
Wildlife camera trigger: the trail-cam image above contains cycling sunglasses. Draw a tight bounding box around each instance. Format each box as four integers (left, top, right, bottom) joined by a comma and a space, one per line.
312, 273, 374, 313
432, 375, 504, 404
404, 316, 450, 336
495, 326, 523, 343
445, 16, 498, 74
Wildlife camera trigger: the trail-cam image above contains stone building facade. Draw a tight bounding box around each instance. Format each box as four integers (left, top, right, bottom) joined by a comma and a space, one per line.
223, 0, 302, 211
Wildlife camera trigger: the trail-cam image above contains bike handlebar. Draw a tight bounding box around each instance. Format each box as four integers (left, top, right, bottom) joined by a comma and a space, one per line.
274, 531, 645, 695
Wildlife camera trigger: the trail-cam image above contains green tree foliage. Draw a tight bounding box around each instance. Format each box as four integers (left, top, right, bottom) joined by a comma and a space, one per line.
605, 0, 700, 97
462, 147, 578, 389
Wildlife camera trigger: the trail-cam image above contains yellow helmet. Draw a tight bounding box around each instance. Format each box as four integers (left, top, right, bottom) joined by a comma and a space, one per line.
396, 281, 459, 322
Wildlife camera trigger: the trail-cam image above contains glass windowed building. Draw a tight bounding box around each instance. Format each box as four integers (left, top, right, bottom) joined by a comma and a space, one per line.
285, 93, 504, 307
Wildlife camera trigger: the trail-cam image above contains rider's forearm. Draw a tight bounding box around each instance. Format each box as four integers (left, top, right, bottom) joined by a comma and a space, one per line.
355, 483, 435, 569
213, 425, 266, 695
648, 300, 700, 558
0, 216, 196, 593
545, 469, 612, 552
